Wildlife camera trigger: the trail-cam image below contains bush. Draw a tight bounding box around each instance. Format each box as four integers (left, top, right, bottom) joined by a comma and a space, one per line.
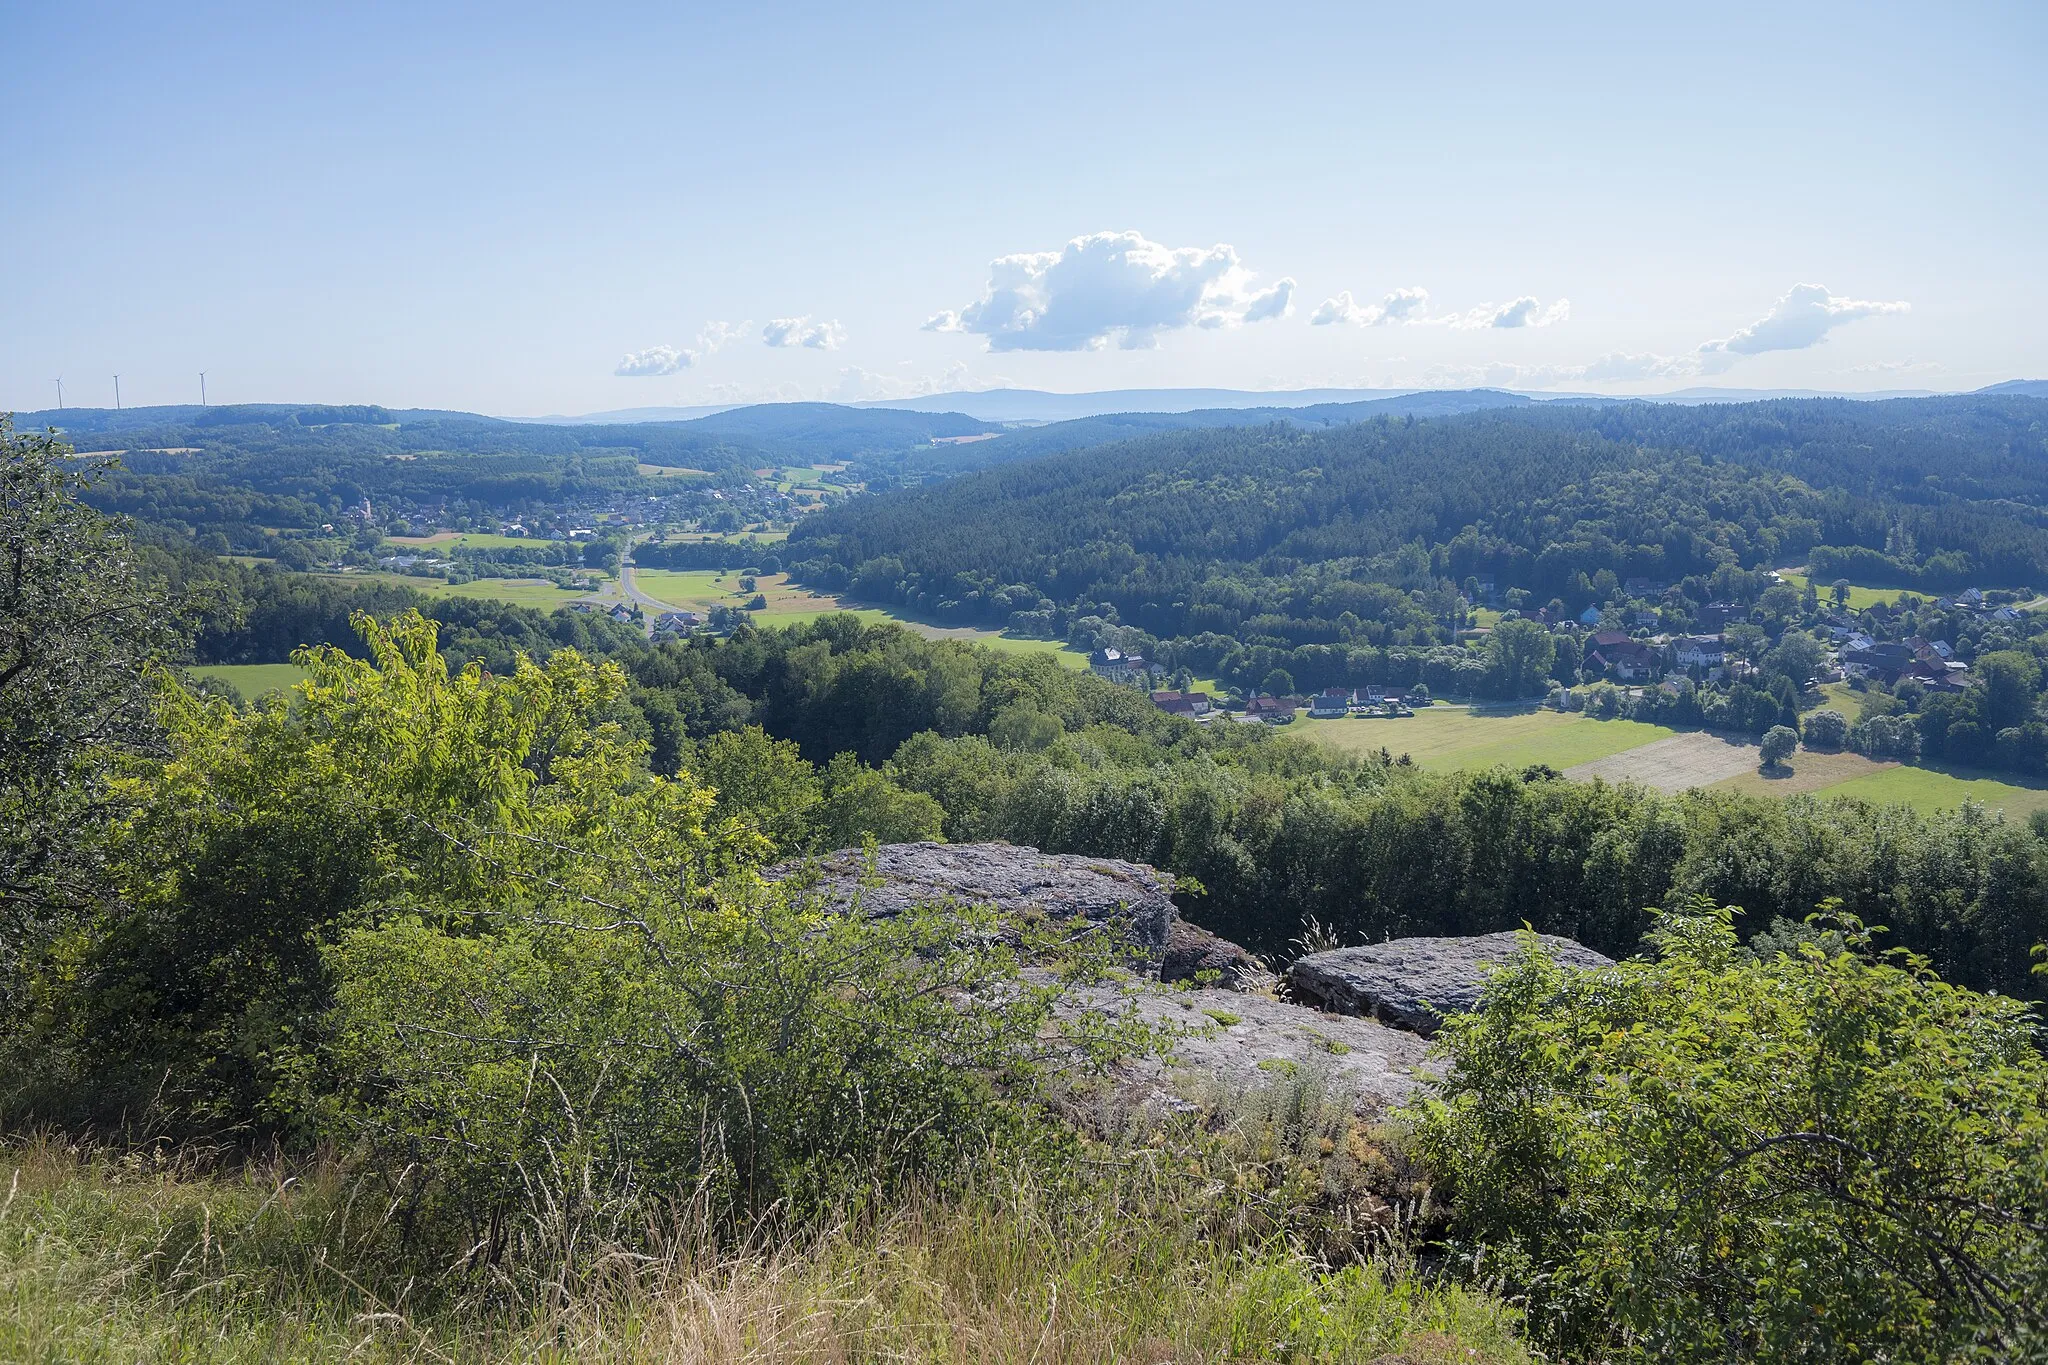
1412, 909, 2048, 1360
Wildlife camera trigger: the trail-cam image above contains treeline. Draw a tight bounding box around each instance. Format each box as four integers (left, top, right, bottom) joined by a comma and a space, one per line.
629, 536, 786, 570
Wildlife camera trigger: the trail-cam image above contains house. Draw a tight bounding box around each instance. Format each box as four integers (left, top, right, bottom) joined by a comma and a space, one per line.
1088, 647, 1158, 685
567, 600, 606, 614
1588, 630, 1633, 651
1149, 689, 1213, 717
1242, 695, 1296, 723
1579, 606, 1603, 626
1674, 635, 1726, 670
652, 610, 705, 638
1587, 638, 1662, 682
1696, 601, 1742, 631
1308, 689, 1353, 719
607, 603, 636, 623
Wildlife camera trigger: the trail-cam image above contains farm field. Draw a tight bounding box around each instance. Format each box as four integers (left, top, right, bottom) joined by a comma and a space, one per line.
347, 571, 616, 611
628, 569, 1093, 665
636, 463, 712, 479
385, 532, 540, 550
1779, 569, 1917, 610
1817, 763, 2048, 820
1711, 745, 1897, 798
1572, 731, 1775, 792
188, 662, 309, 698
1300, 706, 1677, 771
1303, 698, 2048, 818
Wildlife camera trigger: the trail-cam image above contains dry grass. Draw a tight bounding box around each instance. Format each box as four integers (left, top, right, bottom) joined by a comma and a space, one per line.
0, 1128, 1529, 1364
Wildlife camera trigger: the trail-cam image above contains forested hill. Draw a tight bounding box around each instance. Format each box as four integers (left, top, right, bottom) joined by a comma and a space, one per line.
784, 394, 2048, 642
890, 387, 1549, 477
18, 400, 1000, 467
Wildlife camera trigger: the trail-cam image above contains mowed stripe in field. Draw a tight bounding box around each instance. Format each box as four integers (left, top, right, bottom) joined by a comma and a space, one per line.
1565, 732, 1765, 792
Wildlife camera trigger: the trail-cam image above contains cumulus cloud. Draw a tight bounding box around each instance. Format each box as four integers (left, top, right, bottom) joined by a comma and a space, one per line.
696, 319, 752, 354
1311, 287, 1430, 326
614, 345, 694, 377
1445, 296, 1571, 330
1701, 282, 1910, 356
763, 316, 846, 350
929, 230, 1295, 351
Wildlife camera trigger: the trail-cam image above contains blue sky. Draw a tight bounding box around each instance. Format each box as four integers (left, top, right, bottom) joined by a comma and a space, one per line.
4, 1, 2043, 415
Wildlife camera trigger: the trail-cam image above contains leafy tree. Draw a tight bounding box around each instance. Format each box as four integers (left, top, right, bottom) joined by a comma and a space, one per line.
1413, 909, 2048, 1360
1759, 724, 1799, 769
0, 421, 184, 1013
1761, 632, 1826, 692
1261, 668, 1295, 697
27, 610, 754, 1125
1482, 618, 1557, 698
1802, 707, 1849, 749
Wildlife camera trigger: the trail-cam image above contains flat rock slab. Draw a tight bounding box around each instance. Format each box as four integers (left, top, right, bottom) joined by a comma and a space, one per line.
767, 842, 1176, 949
1289, 931, 1614, 1036
1051, 974, 1433, 1114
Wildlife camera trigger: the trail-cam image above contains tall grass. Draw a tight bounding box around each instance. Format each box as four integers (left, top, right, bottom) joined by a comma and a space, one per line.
0, 1129, 1529, 1363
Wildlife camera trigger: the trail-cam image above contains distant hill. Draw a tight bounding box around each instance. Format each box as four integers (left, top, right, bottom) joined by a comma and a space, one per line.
672, 402, 998, 459
1977, 379, 2048, 398
915, 389, 1554, 473
855, 383, 1951, 422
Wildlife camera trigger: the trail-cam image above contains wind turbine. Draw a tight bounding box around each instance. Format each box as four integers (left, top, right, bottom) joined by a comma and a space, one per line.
199, 372, 208, 406
114, 374, 122, 410
52, 377, 64, 411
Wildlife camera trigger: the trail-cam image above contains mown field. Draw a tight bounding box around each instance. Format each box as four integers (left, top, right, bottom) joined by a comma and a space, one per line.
384, 531, 539, 550
1779, 569, 1918, 610
1305, 702, 2048, 819
346, 571, 615, 611
629, 570, 1091, 665
1300, 706, 1677, 772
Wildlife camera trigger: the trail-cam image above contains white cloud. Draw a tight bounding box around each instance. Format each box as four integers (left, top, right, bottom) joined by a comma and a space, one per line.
1701, 282, 1910, 356
1311, 286, 1430, 326
614, 345, 694, 377
1445, 296, 1571, 330
1241, 276, 1297, 322
763, 316, 846, 349
696, 319, 752, 354
931, 230, 1295, 351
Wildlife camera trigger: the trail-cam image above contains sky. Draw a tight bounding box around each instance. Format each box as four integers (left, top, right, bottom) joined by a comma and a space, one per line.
4, 0, 2044, 416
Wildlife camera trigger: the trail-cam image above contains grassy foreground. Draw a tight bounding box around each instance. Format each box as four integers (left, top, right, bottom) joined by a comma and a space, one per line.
0, 1137, 1527, 1364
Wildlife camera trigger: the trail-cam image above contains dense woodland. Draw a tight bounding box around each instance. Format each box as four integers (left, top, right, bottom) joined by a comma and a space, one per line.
788, 395, 2048, 658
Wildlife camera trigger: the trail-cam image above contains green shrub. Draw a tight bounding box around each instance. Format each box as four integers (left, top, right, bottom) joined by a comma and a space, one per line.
1411, 906, 2048, 1360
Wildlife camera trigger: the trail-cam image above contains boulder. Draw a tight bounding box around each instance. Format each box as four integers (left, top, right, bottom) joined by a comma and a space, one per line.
1157, 918, 1266, 990
1288, 931, 1614, 1036
766, 841, 1175, 950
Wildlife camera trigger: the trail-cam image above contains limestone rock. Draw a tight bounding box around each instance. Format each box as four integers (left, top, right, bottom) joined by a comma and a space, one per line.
767, 841, 1175, 949
1157, 918, 1267, 990
1288, 931, 1614, 1036
1051, 974, 1432, 1114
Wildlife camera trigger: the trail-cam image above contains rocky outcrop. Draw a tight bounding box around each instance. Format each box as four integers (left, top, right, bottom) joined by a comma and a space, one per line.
1051, 974, 1432, 1113
766, 842, 1176, 949
770, 841, 1428, 1112
1288, 931, 1614, 1036
1157, 918, 1267, 990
